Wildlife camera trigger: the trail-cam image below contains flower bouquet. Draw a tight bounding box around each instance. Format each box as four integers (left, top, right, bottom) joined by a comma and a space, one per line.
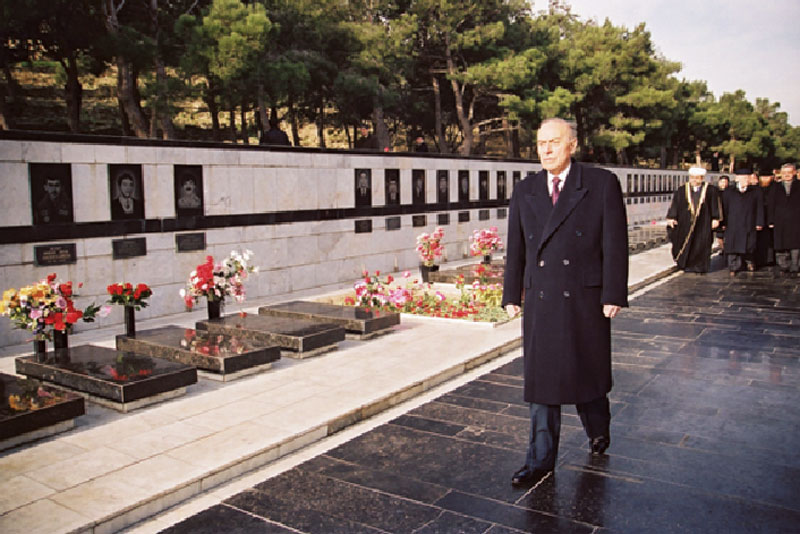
180, 250, 258, 318
470, 226, 503, 263
415, 227, 445, 267
107, 282, 153, 337
0, 274, 106, 350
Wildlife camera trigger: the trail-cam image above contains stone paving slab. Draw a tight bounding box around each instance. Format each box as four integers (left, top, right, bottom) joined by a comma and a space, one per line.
158, 258, 800, 534
0, 244, 677, 534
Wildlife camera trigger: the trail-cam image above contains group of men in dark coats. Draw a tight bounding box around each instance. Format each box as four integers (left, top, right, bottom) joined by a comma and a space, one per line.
667, 163, 799, 277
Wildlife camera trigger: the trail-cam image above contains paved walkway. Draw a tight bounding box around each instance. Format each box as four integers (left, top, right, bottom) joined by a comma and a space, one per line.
0, 244, 677, 534
149, 254, 800, 534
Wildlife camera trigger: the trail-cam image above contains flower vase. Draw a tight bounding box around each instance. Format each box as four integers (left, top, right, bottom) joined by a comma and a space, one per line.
124, 306, 136, 337
482, 254, 492, 265
53, 329, 69, 359
207, 298, 222, 320
33, 337, 46, 359
420, 264, 439, 283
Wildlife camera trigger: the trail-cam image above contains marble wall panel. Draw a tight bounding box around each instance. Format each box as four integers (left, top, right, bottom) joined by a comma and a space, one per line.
144, 165, 174, 219
61, 143, 96, 164
125, 146, 158, 165
21, 141, 62, 162
228, 166, 256, 214
0, 162, 31, 226
72, 164, 108, 223
0, 140, 23, 161
251, 167, 277, 214
289, 263, 317, 292
204, 165, 232, 215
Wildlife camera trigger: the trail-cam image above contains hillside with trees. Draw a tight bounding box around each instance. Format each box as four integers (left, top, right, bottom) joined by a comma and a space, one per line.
2, 0, 798, 171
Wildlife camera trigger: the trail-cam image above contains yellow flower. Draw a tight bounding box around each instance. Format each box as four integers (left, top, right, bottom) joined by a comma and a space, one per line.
0, 301, 6, 315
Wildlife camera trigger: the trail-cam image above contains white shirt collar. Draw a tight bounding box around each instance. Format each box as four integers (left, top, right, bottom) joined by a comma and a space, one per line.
547, 164, 570, 194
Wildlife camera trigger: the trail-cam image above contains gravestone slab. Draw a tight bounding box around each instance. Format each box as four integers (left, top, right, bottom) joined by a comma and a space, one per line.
429, 261, 505, 285
116, 325, 280, 381
15, 345, 197, 412
196, 315, 345, 358
258, 300, 400, 339
34, 243, 77, 266
0, 373, 84, 450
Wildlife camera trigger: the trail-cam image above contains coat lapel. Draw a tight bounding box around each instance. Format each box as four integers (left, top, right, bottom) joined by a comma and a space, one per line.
523, 170, 552, 224
538, 163, 587, 254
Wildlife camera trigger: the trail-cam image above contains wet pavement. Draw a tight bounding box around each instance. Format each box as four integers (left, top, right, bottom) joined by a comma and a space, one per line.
161, 257, 800, 533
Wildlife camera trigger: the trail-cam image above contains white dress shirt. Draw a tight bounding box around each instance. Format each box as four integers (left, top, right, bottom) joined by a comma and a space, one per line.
547, 164, 570, 196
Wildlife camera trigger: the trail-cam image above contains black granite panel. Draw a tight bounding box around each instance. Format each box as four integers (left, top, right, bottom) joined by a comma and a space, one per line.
197, 315, 345, 353
33, 243, 77, 266
429, 262, 504, 284
15, 345, 196, 403
437, 213, 449, 225
112, 237, 147, 259
116, 325, 280, 374
412, 215, 426, 227
354, 220, 372, 233
385, 216, 401, 231
458, 211, 470, 222
479, 209, 490, 220
0, 373, 84, 440
160, 504, 297, 534
257, 300, 400, 335
175, 232, 206, 252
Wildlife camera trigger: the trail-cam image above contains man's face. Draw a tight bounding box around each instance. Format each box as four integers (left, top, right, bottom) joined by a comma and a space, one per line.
358, 173, 368, 188
689, 174, 703, 188
183, 180, 196, 194
439, 178, 447, 191
736, 175, 749, 189
759, 175, 773, 187
536, 121, 576, 174
360, 127, 369, 137
781, 166, 796, 182
119, 177, 134, 198
718, 178, 729, 190
748, 174, 759, 186
44, 179, 61, 200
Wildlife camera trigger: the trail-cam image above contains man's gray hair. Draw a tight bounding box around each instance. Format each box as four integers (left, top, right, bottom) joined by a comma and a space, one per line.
781, 163, 796, 171
539, 118, 577, 141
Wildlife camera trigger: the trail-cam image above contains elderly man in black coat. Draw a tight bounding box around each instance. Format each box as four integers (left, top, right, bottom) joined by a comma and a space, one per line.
770, 163, 800, 275
722, 171, 764, 276
502, 118, 629, 486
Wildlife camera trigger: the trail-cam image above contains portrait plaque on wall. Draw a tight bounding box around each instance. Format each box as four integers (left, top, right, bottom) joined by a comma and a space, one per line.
355, 169, 372, 207
512, 170, 522, 190
174, 165, 204, 218
497, 171, 507, 201
458, 170, 470, 202
458, 211, 470, 222
30, 163, 74, 226
479, 209, 490, 221
437, 213, 450, 226
412, 215, 426, 227
109, 164, 144, 220
112, 237, 147, 259
497, 208, 507, 219
175, 232, 206, 252
34, 243, 77, 266
385, 169, 400, 206
479, 170, 489, 200
412, 169, 426, 205
436, 170, 449, 205
385, 216, 401, 231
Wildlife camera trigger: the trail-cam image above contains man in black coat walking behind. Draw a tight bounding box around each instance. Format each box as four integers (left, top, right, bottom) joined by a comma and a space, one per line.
502, 118, 629, 486
722, 170, 764, 276
770, 163, 800, 275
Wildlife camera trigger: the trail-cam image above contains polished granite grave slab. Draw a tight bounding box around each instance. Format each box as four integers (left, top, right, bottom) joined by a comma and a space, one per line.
15, 345, 197, 412
164, 264, 800, 533
428, 261, 505, 285
0, 373, 84, 450
116, 326, 280, 381
196, 315, 345, 358
258, 300, 400, 338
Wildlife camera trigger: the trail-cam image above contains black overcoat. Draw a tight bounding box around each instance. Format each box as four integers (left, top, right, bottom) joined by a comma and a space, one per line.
666, 182, 720, 272
721, 186, 763, 254
502, 161, 629, 405
768, 179, 800, 250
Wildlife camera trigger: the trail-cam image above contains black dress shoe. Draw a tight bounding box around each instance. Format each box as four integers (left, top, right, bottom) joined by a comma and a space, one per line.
590, 435, 610, 455
511, 465, 551, 486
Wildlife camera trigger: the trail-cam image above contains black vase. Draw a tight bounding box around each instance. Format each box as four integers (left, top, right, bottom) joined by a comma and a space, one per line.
207, 298, 222, 320
482, 255, 492, 265
419, 264, 439, 283
124, 306, 136, 337
33, 338, 46, 359
53, 329, 69, 358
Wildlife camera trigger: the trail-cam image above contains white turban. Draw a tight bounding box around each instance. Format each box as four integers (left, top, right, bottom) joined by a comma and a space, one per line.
688, 166, 707, 176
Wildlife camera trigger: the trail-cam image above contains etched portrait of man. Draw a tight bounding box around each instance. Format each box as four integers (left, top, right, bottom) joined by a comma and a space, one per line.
412, 169, 426, 205
385, 169, 400, 206
109, 164, 144, 220
30, 163, 73, 225
355, 169, 372, 207
437, 170, 449, 205
497, 171, 507, 201
459, 170, 470, 202
479, 170, 489, 200
174, 165, 204, 218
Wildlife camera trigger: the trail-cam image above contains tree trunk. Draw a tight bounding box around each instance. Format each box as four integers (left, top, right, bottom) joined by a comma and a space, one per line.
444, 37, 472, 155
228, 104, 236, 142
154, 57, 175, 139
256, 85, 268, 141
240, 97, 249, 144
205, 93, 221, 141
373, 98, 390, 151
288, 94, 300, 146
62, 54, 82, 133
316, 97, 325, 148
431, 74, 447, 153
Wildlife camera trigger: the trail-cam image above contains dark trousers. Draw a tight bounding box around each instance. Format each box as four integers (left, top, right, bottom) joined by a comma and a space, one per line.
776, 249, 800, 273
727, 253, 754, 272
525, 396, 610, 470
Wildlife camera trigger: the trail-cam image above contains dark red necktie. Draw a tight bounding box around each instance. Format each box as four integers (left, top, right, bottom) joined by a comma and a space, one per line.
552, 176, 561, 205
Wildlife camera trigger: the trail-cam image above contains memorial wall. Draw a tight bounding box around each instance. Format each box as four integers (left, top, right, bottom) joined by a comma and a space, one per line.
0, 131, 703, 347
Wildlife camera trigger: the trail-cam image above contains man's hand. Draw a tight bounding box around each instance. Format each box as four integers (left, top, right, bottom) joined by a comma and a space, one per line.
603, 304, 621, 319
756, 226, 763, 231
505, 304, 521, 318
711, 219, 720, 229
666, 219, 677, 228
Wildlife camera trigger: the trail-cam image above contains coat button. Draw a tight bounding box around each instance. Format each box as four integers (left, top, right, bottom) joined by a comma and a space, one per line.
528, 234, 534, 240
538, 260, 545, 267
563, 259, 570, 266
576, 230, 582, 236
539, 291, 545, 299
563, 291, 570, 298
